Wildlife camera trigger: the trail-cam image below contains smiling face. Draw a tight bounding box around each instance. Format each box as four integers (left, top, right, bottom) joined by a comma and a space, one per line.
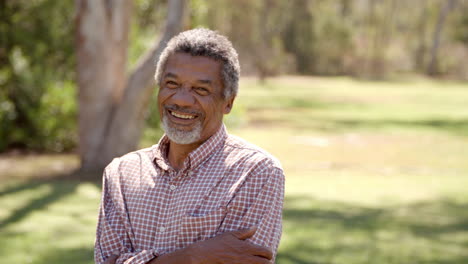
158, 52, 234, 145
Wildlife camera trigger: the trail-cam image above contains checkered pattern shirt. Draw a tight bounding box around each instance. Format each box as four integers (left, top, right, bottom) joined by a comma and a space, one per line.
94, 125, 285, 264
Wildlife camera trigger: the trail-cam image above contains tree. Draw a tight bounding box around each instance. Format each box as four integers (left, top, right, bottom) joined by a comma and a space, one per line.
282, 0, 315, 74
414, 1, 430, 71
427, 0, 457, 75
75, 0, 187, 174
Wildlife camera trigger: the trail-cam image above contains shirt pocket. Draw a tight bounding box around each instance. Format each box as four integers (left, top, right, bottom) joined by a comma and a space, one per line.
177, 206, 227, 248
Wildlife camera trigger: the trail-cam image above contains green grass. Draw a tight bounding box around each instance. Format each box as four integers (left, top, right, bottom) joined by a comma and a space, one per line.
0, 180, 98, 263
1, 76, 468, 263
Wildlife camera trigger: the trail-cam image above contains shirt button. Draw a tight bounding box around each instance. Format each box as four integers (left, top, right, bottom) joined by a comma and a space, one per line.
159, 226, 166, 232
169, 185, 177, 190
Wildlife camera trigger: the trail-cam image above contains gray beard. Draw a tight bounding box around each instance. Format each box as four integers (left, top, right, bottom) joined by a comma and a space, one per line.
161, 114, 202, 144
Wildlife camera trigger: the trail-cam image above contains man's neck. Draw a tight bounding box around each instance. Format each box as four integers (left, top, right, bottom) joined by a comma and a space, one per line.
167, 141, 202, 171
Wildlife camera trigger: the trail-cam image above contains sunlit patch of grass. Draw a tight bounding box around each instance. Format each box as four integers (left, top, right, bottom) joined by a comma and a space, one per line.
231, 127, 468, 177
238, 76, 468, 136
0, 180, 100, 264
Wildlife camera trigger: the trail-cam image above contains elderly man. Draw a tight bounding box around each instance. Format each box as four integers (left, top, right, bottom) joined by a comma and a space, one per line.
95, 28, 285, 264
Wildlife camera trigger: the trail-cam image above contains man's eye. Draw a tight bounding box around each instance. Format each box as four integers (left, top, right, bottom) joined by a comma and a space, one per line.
166, 81, 178, 88
195, 87, 209, 95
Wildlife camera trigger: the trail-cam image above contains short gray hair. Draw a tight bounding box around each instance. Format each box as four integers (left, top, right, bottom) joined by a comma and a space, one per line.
155, 28, 240, 99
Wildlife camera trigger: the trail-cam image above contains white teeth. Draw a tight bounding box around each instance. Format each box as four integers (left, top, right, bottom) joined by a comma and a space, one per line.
170, 111, 195, 119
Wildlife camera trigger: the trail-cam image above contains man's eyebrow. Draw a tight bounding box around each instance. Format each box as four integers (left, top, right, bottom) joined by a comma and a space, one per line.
197, 79, 212, 85
164, 72, 178, 79
163, 73, 212, 85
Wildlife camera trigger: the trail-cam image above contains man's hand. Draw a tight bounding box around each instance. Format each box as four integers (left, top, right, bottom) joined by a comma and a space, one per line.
103, 253, 118, 264
152, 226, 272, 264
191, 226, 273, 264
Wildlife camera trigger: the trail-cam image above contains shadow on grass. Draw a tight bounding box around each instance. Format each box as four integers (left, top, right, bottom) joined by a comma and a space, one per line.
0, 170, 102, 264
249, 113, 468, 137
0, 172, 101, 229
322, 118, 468, 136
247, 95, 371, 113
248, 96, 341, 110
276, 195, 468, 264
34, 246, 94, 264
0, 180, 79, 229
2, 176, 468, 264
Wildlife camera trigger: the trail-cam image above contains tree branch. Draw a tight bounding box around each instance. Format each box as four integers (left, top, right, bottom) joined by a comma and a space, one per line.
125, 0, 187, 99
99, 0, 187, 163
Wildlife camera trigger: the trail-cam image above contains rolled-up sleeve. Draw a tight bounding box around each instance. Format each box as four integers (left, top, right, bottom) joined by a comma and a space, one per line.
94, 161, 159, 264
221, 161, 285, 259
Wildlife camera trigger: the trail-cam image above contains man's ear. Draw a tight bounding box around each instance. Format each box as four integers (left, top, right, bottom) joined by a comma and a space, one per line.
223, 96, 235, 114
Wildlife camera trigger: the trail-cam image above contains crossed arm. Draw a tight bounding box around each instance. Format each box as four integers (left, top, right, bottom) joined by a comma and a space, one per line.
104, 227, 273, 264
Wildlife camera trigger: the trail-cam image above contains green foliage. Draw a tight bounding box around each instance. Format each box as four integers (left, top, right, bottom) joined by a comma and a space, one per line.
0, 0, 76, 152
129, 0, 167, 69
282, 0, 316, 74
290, 1, 354, 75
454, 12, 468, 44
189, 0, 468, 79
144, 89, 162, 129
36, 82, 77, 152
190, 0, 297, 76
133, 0, 167, 28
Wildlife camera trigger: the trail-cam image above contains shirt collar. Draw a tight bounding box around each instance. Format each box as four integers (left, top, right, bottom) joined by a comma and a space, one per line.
152, 124, 227, 172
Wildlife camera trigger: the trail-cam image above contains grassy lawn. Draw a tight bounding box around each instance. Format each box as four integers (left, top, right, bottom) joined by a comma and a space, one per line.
1, 76, 468, 263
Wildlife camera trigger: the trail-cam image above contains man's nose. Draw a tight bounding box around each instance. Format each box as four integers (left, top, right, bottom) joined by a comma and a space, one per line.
170, 85, 195, 107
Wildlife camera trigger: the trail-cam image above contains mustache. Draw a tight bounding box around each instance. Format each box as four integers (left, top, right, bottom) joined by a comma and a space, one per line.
164, 104, 202, 116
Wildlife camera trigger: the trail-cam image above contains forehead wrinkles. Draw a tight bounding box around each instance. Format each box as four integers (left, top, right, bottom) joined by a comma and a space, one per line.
163, 53, 223, 85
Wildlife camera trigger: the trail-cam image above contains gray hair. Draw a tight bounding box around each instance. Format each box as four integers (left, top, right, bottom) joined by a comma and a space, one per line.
155, 28, 240, 99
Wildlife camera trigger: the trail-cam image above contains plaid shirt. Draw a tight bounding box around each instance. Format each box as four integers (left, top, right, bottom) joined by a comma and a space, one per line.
94, 125, 285, 264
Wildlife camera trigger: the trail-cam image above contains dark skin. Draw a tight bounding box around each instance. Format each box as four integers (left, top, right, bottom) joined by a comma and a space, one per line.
158, 53, 234, 170
104, 53, 273, 263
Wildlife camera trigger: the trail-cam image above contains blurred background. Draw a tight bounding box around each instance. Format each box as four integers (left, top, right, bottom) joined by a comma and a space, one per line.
1, 0, 468, 263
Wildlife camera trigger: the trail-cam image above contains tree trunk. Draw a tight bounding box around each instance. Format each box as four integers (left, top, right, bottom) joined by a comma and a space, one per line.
75, 0, 132, 173
100, 0, 187, 167
414, 2, 429, 71
256, 0, 274, 82
427, 0, 457, 76
75, 0, 187, 174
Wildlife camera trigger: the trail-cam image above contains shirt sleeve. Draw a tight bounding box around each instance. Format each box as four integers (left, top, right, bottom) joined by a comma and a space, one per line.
94, 161, 160, 264
220, 161, 285, 259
